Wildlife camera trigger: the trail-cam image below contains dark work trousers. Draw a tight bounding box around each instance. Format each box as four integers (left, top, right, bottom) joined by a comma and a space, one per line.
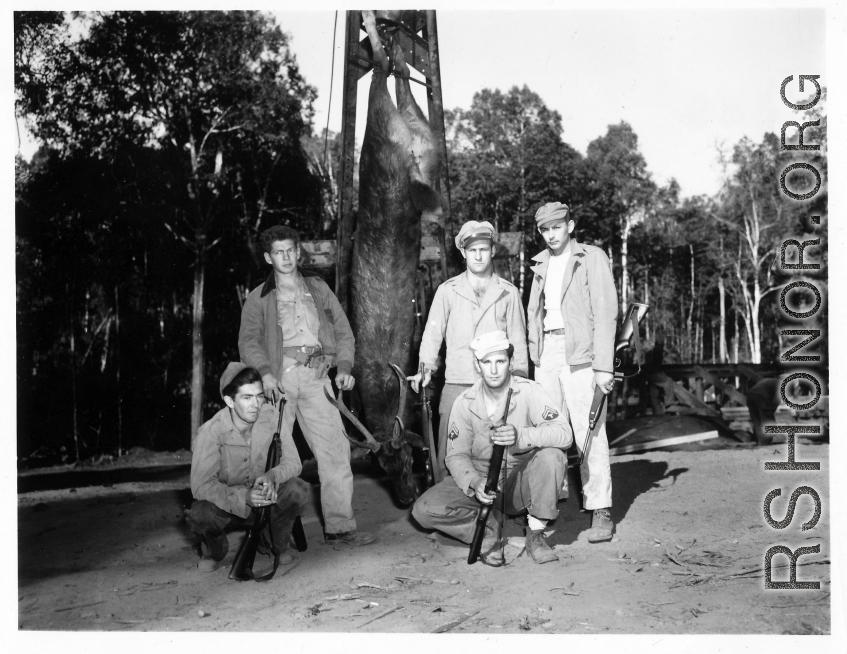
185, 477, 310, 561
412, 447, 568, 544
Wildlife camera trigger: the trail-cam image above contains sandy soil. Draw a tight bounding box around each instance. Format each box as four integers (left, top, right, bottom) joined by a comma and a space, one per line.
17, 439, 832, 638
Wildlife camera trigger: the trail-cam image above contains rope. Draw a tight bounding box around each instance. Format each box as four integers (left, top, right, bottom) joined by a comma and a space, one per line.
322, 10, 339, 169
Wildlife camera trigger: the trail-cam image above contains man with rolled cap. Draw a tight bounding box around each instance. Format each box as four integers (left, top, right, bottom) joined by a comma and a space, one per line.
527, 202, 618, 543
185, 362, 310, 572
408, 220, 528, 480
411, 331, 573, 565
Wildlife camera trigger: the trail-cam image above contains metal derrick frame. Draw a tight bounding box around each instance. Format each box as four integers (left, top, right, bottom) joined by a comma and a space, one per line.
334, 10, 454, 311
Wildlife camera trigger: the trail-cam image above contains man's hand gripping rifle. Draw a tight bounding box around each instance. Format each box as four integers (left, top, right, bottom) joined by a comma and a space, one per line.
467, 387, 514, 565
418, 363, 441, 487
229, 396, 307, 582
569, 302, 649, 472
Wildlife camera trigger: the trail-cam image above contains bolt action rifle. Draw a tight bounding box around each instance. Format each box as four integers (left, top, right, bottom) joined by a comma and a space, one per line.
468, 387, 513, 565
569, 303, 649, 491
229, 396, 307, 581
419, 362, 441, 487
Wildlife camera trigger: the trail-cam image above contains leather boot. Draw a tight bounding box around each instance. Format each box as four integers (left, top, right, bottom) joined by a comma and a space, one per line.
525, 528, 559, 564
587, 508, 614, 543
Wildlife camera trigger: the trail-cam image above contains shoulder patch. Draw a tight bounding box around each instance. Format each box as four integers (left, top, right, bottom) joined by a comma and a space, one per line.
542, 405, 560, 421
448, 423, 460, 441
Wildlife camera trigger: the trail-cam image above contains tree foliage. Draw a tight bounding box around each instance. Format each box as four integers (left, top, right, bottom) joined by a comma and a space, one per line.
16, 11, 322, 462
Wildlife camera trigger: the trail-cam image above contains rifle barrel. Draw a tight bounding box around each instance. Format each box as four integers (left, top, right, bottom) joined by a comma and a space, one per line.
467, 388, 513, 565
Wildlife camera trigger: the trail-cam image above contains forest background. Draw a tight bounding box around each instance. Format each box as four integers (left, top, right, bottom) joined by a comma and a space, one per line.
13, 10, 828, 467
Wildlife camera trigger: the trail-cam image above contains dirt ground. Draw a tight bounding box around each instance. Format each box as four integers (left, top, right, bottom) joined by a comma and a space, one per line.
16, 435, 834, 641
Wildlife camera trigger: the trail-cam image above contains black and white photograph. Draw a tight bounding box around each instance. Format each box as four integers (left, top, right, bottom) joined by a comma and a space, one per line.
9, 1, 844, 650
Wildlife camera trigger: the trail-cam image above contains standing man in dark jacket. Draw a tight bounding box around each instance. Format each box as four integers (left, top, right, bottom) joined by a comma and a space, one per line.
239, 225, 374, 546
527, 202, 618, 543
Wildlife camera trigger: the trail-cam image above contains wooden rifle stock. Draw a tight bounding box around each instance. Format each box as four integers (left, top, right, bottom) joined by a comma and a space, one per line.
229, 398, 293, 582
419, 363, 441, 486
467, 388, 513, 565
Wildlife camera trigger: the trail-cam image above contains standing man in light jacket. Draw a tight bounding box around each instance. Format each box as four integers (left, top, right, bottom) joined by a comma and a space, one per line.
527, 202, 618, 543
408, 221, 528, 480
238, 225, 375, 547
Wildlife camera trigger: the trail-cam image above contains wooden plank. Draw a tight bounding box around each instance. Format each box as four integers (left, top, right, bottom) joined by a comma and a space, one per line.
424, 10, 457, 279
652, 371, 721, 418
610, 431, 719, 456
694, 365, 748, 406
335, 10, 362, 310
420, 236, 442, 263
301, 240, 337, 268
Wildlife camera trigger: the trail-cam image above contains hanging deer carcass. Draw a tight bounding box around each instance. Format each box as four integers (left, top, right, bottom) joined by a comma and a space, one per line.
325, 11, 442, 507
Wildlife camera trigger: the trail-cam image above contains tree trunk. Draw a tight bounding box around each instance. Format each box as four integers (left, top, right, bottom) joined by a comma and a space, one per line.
190, 246, 207, 450
114, 286, 122, 457
643, 273, 650, 341
718, 275, 728, 363
620, 217, 631, 316
733, 307, 740, 364
686, 244, 695, 361
750, 277, 762, 364
70, 326, 80, 463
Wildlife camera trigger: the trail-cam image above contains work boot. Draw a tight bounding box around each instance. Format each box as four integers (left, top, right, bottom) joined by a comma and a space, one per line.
525, 528, 559, 564
587, 508, 614, 543
197, 542, 223, 572
197, 557, 222, 572
325, 530, 377, 546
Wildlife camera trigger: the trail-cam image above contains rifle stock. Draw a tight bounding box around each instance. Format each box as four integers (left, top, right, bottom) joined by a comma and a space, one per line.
468, 387, 513, 565
419, 363, 441, 486
229, 398, 290, 582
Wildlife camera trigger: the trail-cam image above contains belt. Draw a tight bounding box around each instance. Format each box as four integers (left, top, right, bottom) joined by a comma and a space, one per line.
282, 345, 322, 357
544, 328, 566, 336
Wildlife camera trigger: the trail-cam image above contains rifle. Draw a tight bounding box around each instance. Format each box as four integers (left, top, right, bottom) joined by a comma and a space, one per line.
569, 302, 649, 474
419, 362, 441, 487
468, 387, 514, 565
230, 396, 305, 581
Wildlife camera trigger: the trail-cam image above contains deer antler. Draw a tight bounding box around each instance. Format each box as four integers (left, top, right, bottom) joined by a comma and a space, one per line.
388, 362, 409, 445
323, 387, 381, 453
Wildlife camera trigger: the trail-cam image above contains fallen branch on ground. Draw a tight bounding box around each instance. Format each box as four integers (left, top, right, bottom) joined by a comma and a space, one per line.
357, 605, 403, 629
432, 610, 480, 633
549, 587, 580, 596
55, 600, 106, 612
322, 593, 361, 602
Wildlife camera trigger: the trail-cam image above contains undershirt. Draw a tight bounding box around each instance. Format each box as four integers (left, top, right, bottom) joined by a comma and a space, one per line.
484, 391, 503, 421
543, 250, 570, 331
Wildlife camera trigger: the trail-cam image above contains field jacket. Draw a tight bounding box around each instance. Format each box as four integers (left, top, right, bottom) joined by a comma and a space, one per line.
239, 270, 355, 378
419, 272, 528, 384
445, 376, 572, 496
527, 239, 618, 373
190, 404, 302, 519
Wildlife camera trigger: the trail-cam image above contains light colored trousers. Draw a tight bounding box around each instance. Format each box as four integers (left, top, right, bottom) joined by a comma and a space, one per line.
280, 359, 356, 534
533, 333, 613, 510
412, 448, 568, 543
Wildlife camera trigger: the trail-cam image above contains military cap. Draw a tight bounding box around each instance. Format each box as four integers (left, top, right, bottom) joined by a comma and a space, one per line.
535, 202, 570, 227
470, 330, 511, 360
219, 361, 249, 399
455, 220, 495, 250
